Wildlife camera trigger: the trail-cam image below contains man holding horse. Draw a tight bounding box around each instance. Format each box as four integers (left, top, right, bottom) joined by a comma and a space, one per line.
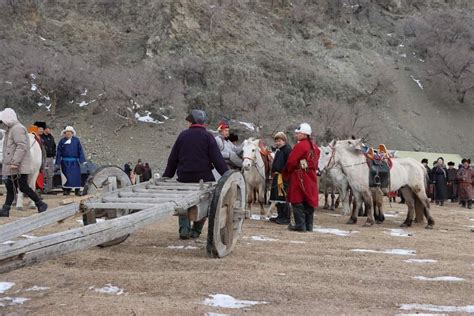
163, 110, 228, 239
0, 108, 48, 217
283, 123, 320, 232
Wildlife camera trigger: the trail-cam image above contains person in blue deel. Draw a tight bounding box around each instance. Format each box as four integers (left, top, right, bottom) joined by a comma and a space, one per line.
55, 126, 86, 196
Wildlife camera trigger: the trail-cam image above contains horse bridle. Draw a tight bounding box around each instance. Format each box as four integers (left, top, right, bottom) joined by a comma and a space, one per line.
242, 148, 266, 180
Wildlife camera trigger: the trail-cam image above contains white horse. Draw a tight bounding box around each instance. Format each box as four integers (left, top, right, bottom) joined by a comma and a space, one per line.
318, 145, 351, 215
241, 138, 266, 215
332, 139, 434, 228
0, 129, 43, 210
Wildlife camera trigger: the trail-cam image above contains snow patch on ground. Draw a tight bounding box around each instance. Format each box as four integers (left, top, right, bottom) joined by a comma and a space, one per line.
167, 245, 199, 250
0, 282, 15, 294
90, 284, 124, 295
25, 286, 49, 292
0, 297, 29, 307
413, 276, 464, 282
249, 235, 278, 242
384, 212, 399, 218
1, 241, 14, 245
20, 234, 36, 239
289, 241, 306, 244
399, 304, 474, 313
203, 294, 268, 309
351, 248, 416, 256
404, 259, 437, 264
313, 226, 359, 237
78, 99, 96, 107
385, 229, 412, 237
205, 313, 230, 316
250, 214, 269, 221
410, 75, 424, 90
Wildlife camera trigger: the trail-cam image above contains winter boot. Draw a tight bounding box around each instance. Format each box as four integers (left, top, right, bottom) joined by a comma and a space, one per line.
461, 201, 466, 208
0, 205, 11, 217
178, 216, 191, 240
288, 204, 306, 232
190, 218, 206, 238
468, 200, 472, 210
275, 203, 290, 225
75, 189, 81, 196
63, 189, 71, 196
270, 203, 283, 223
304, 206, 315, 232
36, 201, 48, 213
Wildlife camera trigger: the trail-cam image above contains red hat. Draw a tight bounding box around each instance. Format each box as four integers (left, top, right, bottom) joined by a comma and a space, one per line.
217, 120, 229, 130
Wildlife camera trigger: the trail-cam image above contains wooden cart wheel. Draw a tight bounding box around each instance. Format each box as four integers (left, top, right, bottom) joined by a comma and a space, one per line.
207, 170, 246, 258
82, 165, 132, 247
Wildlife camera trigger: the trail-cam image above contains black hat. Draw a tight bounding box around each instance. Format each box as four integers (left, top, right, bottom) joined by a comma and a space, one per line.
185, 109, 208, 125
228, 133, 239, 142
421, 158, 428, 164
34, 121, 46, 129
462, 158, 469, 164
447, 161, 455, 166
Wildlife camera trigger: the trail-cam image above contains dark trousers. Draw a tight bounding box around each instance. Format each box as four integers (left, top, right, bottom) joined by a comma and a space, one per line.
4, 174, 41, 206
291, 203, 315, 231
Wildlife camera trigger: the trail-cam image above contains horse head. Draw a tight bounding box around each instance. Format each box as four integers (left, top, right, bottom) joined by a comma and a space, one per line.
242, 138, 260, 171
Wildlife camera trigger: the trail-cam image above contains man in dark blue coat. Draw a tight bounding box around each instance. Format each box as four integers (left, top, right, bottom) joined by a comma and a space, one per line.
163, 110, 228, 239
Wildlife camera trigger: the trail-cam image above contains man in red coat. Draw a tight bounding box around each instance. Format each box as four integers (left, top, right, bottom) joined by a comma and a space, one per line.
283, 123, 320, 232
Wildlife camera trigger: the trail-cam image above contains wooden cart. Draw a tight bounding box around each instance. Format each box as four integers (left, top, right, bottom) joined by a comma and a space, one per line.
0, 167, 247, 273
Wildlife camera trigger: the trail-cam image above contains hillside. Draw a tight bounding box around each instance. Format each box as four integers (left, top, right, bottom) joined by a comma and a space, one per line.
0, 0, 473, 170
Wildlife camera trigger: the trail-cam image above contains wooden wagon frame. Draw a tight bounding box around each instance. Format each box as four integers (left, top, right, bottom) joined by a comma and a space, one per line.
0, 167, 247, 273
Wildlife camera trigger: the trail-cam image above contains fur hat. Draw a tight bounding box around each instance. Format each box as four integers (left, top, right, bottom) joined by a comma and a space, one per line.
34, 121, 46, 129
462, 158, 469, 164
295, 123, 312, 135
274, 132, 287, 142
228, 133, 239, 142
62, 126, 76, 136
447, 161, 455, 166
421, 158, 428, 164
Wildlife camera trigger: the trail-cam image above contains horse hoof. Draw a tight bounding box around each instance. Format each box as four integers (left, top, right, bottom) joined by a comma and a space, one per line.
346, 219, 357, 225
16, 207, 24, 211
425, 225, 433, 230
375, 220, 383, 225
29, 206, 36, 210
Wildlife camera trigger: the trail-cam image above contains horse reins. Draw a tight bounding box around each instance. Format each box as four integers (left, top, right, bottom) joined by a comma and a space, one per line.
242, 150, 266, 180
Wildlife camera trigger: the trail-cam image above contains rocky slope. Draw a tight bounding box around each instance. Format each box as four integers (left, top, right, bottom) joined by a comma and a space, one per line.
0, 0, 473, 170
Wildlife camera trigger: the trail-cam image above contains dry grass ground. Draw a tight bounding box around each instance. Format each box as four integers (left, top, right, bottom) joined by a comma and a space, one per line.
0, 194, 472, 315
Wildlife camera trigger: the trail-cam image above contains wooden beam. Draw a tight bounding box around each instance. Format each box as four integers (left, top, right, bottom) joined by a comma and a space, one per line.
82, 202, 155, 210
118, 192, 190, 198
102, 197, 180, 204
0, 204, 81, 243
61, 195, 93, 205
0, 202, 177, 273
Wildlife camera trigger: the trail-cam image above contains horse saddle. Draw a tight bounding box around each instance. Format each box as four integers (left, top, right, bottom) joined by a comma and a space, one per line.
364, 144, 392, 188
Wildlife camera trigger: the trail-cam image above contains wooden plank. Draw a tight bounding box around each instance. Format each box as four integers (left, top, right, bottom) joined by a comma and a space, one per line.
61, 195, 93, 205
0, 202, 177, 273
0, 204, 81, 243
119, 192, 190, 198
83, 202, 155, 210
102, 197, 180, 204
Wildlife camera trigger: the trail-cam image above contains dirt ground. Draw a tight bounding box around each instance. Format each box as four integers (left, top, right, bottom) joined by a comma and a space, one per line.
0, 194, 473, 315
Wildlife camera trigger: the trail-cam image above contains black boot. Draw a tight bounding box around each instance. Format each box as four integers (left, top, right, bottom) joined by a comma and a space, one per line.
0, 205, 11, 217
270, 203, 284, 223
461, 201, 467, 208
63, 189, 71, 196
36, 201, 48, 213
275, 203, 290, 225
190, 218, 206, 238
468, 200, 473, 210
304, 206, 315, 232
75, 189, 81, 196
440, 201, 444, 207
288, 204, 306, 232
178, 216, 191, 239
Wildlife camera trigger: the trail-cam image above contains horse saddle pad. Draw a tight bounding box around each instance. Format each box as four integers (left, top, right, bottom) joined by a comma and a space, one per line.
368, 159, 390, 188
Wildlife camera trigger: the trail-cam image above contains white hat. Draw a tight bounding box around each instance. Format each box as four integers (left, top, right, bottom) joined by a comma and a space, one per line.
295, 123, 312, 135
61, 126, 76, 136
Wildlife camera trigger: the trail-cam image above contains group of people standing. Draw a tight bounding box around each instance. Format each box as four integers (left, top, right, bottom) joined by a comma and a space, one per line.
123, 160, 153, 184
162, 110, 320, 239
422, 157, 473, 209
0, 107, 86, 217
